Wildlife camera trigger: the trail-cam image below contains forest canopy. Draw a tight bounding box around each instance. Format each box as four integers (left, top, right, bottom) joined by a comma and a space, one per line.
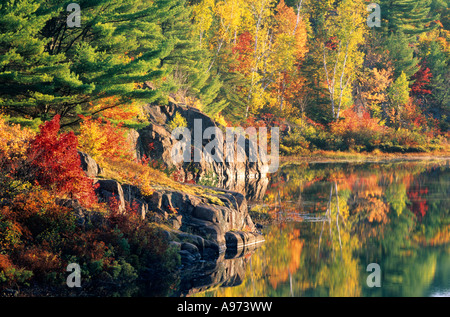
0, 0, 449, 150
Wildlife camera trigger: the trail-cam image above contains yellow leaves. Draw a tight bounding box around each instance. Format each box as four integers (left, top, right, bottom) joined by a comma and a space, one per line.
78, 117, 107, 159
215, 0, 248, 40
78, 115, 135, 163
322, 0, 367, 117
414, 225, 450, 246
213, 112, 229, 127
360, 67, 394, 115
167, 112, 188, 131
0, 114, 35, 161
87, 96, 141, 121
192, 0, 216, 46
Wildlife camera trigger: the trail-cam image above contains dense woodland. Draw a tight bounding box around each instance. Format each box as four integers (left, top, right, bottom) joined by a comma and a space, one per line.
1, 0, 449, 152
0, 0, 449, 295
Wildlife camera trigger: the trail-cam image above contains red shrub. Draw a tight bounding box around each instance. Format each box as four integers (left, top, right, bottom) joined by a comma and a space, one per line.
15, 246, 62, 278
27, 115, 97, 207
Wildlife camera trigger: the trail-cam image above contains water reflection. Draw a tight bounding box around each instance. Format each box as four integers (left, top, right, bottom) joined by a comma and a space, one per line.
195, 159, 450, 297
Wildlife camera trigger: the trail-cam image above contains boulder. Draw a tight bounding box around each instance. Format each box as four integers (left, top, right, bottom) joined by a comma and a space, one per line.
122, 184, 149, 219
56, 198, 104, 228
138, 122, 178, 169
126, 129, 142, 160
78, 151, 102, 177
151, 187, 262, 253
94, 179, 126, 213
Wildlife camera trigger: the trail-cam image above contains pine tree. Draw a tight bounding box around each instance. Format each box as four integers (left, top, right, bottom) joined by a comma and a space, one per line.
0, 1, 89, 125
383, 31, 420, 80
419, 40, 450, 129
214, 43, 249, 123
161, 0, 220, 105
0, 0, 185, 126
379, 0, 439, 37
299, 0, 335, 124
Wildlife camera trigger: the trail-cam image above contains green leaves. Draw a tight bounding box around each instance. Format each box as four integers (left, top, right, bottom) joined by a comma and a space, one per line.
0, 0, 203, 125
389, 71, 410, 109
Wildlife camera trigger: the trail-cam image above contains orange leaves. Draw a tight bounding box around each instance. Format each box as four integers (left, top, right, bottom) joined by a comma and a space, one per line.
0, 188, 73, 283
407, 181, 429, 221
0, 254, 14, 272
330, 106, 385, 137
411, 63, 433, 95
359, 67, 393, 111
27, 115, 97, 208
267, 227, 304, 289
78, 115, 134, 162
271, 0, 308, 110
88, 96, 141, 121
402, 100, 428, 130
274, 0, 307, 60
0, 115, 36, 199
16, 246, 62, 278
0, 115, 35, 162
231, 31, 253, 74
1, 190, 72, 237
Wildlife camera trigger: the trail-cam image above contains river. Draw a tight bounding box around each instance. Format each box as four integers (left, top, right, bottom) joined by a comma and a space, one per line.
188, 159, 450, 297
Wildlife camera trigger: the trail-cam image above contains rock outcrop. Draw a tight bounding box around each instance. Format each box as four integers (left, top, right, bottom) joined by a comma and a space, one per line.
78, 151, 264, 264
137, 102, 269, 200
150, 186, 264, 253
78, 151, 103, 178
94, 179, 126, 213
77, 106, 267, 268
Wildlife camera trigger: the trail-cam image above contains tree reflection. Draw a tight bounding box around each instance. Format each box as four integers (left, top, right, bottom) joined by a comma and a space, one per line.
199, 160, 450, 297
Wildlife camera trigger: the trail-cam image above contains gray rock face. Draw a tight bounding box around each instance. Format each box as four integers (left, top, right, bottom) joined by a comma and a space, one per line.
94, 179, 126, 213
78, 151, 103, 177
137, 102, 269, 200
149, 187, 264, 254
122, 184, 149, 220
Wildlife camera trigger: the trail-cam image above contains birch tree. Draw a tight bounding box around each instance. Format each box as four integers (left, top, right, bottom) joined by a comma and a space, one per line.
322, 0, 367, 121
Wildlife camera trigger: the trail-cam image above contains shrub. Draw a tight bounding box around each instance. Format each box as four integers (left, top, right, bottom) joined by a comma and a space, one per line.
27, 115, 98, 207
0, 254, 33, 288
167, 112, 187, 131
380, 128, 430, 152
280, 129, 310, 155
78, 115, 135, 162
330, 107, 386, 152
0, 115, 35, 200
15, 246, 62, 281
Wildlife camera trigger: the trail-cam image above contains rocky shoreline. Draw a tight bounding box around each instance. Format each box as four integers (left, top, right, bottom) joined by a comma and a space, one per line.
77, 151, 265, 267
76, 102, 268, 271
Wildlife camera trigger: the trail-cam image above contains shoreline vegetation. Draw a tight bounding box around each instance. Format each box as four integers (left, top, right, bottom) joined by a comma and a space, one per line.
1, 0, 449, 297
280, 150, 450, 163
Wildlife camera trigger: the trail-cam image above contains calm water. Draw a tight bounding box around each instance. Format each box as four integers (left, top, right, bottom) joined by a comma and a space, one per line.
194, 159, 450, 297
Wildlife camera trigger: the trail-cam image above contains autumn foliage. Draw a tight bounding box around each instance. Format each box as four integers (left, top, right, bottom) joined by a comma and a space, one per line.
0, 114, 180, 293
78, 115, 135, 162
27, 115, 98, 208
329, 106, 386, 151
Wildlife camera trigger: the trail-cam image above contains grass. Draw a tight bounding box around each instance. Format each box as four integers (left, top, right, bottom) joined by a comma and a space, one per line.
98, 156, 227, 206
